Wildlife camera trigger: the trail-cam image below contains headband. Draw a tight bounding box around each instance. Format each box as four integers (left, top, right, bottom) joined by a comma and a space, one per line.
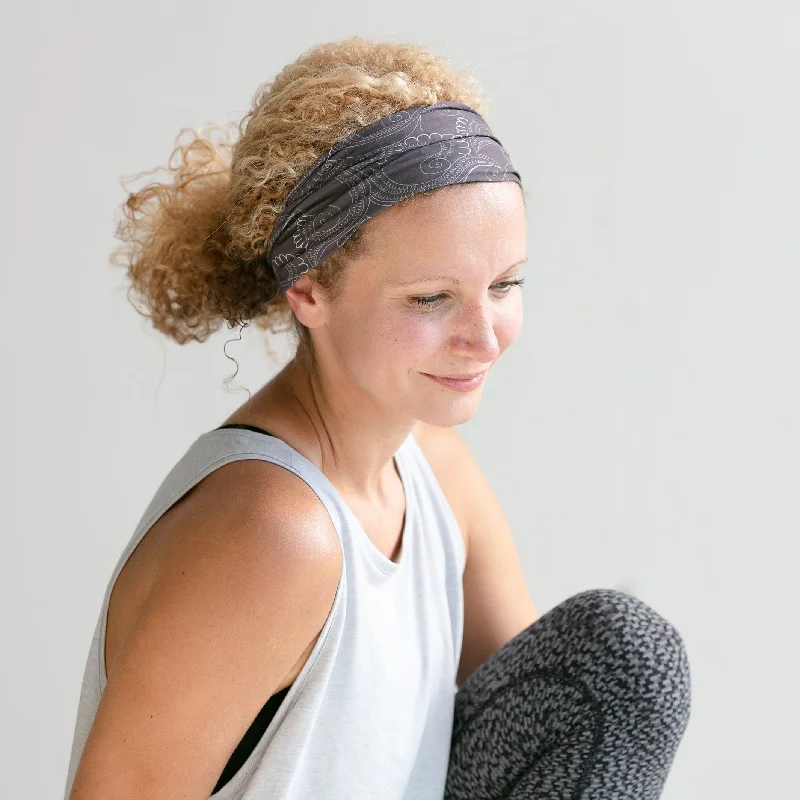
262, 101, 522, 292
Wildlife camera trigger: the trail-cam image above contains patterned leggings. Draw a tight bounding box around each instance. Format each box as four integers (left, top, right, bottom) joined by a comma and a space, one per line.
444, 588, 691, 799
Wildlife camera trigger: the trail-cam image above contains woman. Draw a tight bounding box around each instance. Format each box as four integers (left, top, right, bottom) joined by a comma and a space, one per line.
63, 37, 691, 800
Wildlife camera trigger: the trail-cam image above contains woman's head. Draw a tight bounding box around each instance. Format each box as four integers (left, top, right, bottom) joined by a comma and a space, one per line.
287, 179, 526, 427
112, 36, 526, 415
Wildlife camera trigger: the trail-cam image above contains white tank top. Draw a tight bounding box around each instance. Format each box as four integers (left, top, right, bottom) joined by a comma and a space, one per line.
63, 426, 466, 799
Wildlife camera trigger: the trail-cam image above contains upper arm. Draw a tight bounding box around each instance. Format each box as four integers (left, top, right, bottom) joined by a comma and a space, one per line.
426, 426, 539, 688
68, 460, 342, 800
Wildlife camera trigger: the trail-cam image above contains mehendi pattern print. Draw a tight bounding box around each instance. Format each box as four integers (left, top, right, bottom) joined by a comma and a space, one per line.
264, 102, 522, 291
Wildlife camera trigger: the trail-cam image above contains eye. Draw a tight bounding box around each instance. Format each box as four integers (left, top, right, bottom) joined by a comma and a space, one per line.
409, 277, 526, 309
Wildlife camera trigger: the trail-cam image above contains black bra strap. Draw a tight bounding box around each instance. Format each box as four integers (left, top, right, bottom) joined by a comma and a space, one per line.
215, 423, 275, 438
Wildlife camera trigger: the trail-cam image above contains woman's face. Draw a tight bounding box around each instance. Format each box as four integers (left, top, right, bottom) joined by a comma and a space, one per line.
296, 180, 527, 428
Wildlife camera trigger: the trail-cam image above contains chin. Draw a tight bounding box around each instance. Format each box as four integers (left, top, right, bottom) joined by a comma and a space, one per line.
414, 400, 481, 429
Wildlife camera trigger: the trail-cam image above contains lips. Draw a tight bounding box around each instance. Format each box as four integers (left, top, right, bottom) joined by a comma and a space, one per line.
423, 370, 487, 391
429, 370, 487, 380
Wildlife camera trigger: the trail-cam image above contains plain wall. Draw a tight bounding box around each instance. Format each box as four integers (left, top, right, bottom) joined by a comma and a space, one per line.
2, 1, 798, 796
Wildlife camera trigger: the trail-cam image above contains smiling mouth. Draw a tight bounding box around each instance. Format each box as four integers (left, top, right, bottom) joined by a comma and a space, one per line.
425, 370, 488, 380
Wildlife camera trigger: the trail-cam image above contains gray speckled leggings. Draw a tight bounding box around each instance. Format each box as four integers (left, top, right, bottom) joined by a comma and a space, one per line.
444, 588, 691, 799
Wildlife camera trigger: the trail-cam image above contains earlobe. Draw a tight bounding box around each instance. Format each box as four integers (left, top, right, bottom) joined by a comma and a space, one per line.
286, 277, 325, 329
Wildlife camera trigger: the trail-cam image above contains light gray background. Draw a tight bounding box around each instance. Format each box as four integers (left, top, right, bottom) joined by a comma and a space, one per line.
2, 1, 798, 797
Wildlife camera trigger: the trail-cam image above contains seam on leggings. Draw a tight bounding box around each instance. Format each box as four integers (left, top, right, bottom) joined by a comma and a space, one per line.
452, 667, 604, 800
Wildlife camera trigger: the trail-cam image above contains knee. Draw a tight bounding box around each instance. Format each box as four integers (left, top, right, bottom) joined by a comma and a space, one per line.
563, 587, 686, 647
534, 588, 691, 720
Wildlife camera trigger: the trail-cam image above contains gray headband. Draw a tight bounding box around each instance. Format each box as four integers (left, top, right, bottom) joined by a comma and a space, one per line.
262, 101, 522, 292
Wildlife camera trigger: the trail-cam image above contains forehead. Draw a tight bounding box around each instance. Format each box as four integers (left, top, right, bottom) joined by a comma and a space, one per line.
358, 181, 526, 274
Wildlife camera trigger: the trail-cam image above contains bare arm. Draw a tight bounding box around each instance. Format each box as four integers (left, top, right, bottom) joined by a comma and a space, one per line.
412, 423, 538, 688
68, 460, 342, 800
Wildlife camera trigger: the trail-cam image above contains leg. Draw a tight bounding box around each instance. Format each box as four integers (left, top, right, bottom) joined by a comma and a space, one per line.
444, 588, 691, 799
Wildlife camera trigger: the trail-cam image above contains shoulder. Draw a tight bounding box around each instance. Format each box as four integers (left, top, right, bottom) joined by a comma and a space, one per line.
141, 457, 344, 621
172, 456, 343, 563
410, 422, 474, 560
104, 455, 342, 688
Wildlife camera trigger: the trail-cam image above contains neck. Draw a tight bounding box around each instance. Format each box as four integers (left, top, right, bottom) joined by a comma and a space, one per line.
266, 357, 415, 503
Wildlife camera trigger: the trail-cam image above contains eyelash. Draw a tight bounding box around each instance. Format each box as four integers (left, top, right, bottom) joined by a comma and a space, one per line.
409, 277, 527, 309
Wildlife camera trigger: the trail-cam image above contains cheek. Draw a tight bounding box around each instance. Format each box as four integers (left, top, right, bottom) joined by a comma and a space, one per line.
333, 299, 523, 378
363, 316, 446, 385
333, 307, 441, 373
378, 302, 524, 360
390, 313, 447, 358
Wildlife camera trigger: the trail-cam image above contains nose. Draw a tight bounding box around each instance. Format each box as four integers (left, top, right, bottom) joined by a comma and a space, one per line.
450, 299, 501, 361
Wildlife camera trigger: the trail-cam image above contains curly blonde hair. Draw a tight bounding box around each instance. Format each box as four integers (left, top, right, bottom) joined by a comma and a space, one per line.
111, 36, 490, 373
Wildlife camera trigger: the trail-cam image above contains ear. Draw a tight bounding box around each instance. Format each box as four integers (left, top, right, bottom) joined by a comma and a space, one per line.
284, 275, 327, 330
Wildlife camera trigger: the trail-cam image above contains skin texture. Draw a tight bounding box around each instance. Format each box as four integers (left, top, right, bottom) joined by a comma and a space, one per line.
273, 180, 528, 502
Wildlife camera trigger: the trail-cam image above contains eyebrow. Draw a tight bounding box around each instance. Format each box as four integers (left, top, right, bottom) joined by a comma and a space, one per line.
391, 257, 528, 288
